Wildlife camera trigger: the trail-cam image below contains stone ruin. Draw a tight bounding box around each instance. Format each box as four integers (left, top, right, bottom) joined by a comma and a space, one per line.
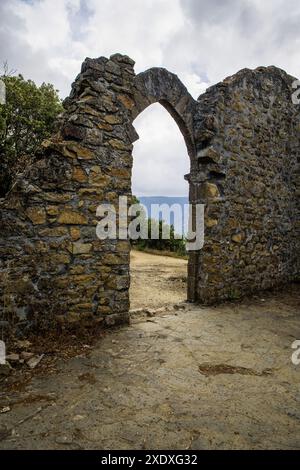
0, 53, 299, 333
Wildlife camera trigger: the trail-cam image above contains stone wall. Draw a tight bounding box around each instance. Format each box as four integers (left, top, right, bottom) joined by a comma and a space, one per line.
0, 54, 299, 334
0, 54, 137, 332
193, 66, 300, 302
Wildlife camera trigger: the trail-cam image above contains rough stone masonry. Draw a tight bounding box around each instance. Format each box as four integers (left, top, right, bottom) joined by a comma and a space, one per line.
0, 53, 299, 334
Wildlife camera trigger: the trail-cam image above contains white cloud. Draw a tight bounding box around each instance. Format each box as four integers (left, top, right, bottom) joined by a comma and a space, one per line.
84, 0, 185, 73
132, 103, 190, 197
1, 0, 300, 196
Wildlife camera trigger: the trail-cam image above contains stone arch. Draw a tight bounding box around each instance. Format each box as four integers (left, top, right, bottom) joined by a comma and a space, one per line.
132, 68, 197, 164
130, 68, 199, 302
0, 54, 299, 335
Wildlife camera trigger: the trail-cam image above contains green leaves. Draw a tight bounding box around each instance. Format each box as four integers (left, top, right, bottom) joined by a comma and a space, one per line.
0, 74, 63, 196
135, 218, 186, 256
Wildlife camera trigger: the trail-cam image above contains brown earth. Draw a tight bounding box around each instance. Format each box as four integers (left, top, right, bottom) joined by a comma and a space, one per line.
130, 250, 187, 310
0, 251, 299, 450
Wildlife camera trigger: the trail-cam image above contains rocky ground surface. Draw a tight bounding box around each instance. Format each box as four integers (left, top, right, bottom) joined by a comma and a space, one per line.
0, 252, 299, 449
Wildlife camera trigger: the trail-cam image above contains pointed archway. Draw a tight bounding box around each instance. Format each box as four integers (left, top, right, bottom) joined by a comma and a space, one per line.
130, 68, 199, 302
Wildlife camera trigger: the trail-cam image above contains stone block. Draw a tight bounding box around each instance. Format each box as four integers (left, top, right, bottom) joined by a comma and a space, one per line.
26, 207, 46, 225
58, 210, 88, 225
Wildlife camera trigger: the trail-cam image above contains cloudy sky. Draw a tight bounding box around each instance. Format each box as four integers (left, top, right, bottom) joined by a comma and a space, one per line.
1, 0, 299, 196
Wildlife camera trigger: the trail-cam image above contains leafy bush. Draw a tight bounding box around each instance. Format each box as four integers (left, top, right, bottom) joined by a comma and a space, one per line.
131, 198, 187, 257
0, 73, 63, 196
136, 219, 186, 256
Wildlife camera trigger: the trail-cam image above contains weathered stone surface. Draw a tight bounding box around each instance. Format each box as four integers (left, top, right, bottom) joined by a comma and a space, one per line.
195, 66, 300, 303
70, 227, 81, 240
205, 218, 218, 228
118, 94, 135, 110
72, 242, 93, 255
38, 227, 68, 237
72, 167, 87, 183
6, 353, 19, 362
104, 114, 122, 124
200, 182, 220, 199
46, 206, 59, 216
57, 211, 88, 225
232, 233, 243, 244
89, 166, 111, 186
0, 363, 12, 376
26, 207, 46, 225
65, 142, 94, 160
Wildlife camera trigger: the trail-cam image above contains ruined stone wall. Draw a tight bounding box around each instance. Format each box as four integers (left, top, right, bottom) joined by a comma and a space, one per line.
0, 54, 138, 332
0, 54, 299, 335
193, 66, 300, 302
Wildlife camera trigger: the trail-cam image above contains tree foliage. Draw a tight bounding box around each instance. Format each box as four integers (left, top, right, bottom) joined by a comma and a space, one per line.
0, 73, 63, 196
137, 219, 187, 256
131, 197, 186, 256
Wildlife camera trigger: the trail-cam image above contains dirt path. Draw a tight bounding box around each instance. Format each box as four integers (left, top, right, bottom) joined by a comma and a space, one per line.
130, 250, 187, 310
0, 252, 299, 450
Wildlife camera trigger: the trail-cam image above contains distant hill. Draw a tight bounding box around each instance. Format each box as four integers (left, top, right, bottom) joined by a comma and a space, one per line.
138, 196, 189, 235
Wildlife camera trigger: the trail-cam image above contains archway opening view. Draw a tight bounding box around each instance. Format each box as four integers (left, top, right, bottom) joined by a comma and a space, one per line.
130, 103, 190, 313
